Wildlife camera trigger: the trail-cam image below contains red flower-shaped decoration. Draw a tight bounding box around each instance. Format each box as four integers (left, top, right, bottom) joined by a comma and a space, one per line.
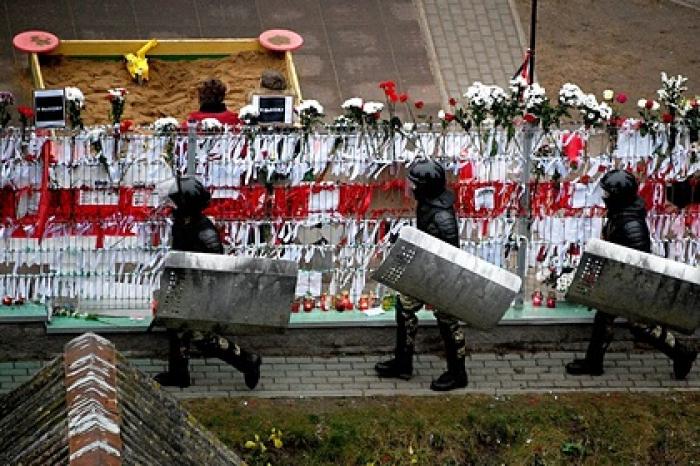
17, 105, 33, 118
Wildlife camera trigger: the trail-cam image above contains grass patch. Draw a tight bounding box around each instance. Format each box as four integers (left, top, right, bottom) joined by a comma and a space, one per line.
185, 393, 700, 465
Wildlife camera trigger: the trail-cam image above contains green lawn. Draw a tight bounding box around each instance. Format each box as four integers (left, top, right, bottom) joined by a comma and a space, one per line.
185, 392, 700, 465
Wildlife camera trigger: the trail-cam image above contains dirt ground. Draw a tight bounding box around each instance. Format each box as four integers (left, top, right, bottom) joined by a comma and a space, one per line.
515, 0, 700, 114
36, 51, 287, 125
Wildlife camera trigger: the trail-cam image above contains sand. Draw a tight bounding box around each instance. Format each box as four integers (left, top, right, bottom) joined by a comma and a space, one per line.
39, 51, 287, 125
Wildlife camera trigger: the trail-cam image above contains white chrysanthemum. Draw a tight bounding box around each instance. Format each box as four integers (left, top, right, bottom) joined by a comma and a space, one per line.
341, 97, 363, 110
487, 85, 507, 109
509, 76, 528, 94
239, 104, 259, 119
438, 109, 446, 120
637, 99, 648, 109
333, 115, 352, 126
88, 128, 105, 143
602, 89, 614, 101
154, 117, 179, 133
582, 93, 599, 109
362, 101, 384, 114
651, 100, 660, 111
598, 102, 613, 120
65, 87, 85, 107
523, 83, 546, 109
108, 88, 128, 101
295, 99, 324, 115
200, 118, 223, 131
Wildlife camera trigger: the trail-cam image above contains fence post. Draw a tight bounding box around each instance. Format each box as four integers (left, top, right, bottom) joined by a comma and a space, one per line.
186, 119, 197, 175
513, 124, 536, 308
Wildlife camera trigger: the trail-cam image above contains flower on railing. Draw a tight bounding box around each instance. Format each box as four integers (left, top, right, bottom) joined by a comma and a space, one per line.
361, 101, 383, 128
681, 97, 700, 142
379, 80, 401, 125
600, 89, 628, 128
658, 72, 687, 111
437, 109, 455, 130
65, 87, 85, 130
294, 99, 325, 129
106, 87, 128, 125
154, 117, 179, 164
637, 98, 661, 137
200, 117, 223, 132
339, 97, 363, 126
523, 83, 560, 131
579, 93, 612, 127
239, 104, 259, 124
464, 81, 506, 128
154, 117, 179, 134
493, 78, 526, 140
17, 105, 33, 130
0, 91, 15, 129
119, 119, 134, 133
558, 83, 584, 111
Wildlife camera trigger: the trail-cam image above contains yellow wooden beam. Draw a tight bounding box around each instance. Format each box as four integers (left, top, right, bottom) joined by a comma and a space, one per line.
286, 51, 303, 105
30, 53, 45, 89
49, 39, 266, 56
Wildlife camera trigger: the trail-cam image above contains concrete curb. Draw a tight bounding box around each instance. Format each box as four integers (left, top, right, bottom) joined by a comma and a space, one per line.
414, 0, 450, 107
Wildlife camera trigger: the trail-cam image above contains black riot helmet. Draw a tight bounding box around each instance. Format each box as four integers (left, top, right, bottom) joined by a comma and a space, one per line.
600, 169, 638, 211
407, 159, 446, 200
159, 176, 211, 217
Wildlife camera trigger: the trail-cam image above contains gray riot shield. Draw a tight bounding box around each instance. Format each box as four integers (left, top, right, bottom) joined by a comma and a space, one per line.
154, 251, 298, 334
372, 226, 521, 329
566, 238, 700, 334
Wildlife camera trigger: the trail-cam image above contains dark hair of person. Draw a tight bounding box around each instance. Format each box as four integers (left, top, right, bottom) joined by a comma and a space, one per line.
198, 79, 227, 112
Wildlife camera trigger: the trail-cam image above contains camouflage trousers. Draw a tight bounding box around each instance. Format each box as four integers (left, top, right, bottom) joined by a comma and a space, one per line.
397, 293, 466, 359
170, 329, 242, 361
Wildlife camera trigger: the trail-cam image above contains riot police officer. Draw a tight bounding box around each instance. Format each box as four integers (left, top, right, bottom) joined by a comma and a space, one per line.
566, 170, 697, 379
375, 159, 469, 391
154, 177, 262, 389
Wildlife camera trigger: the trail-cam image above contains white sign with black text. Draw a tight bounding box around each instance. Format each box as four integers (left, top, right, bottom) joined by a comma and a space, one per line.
33, 89, 66, 129
252, 94, 294, 125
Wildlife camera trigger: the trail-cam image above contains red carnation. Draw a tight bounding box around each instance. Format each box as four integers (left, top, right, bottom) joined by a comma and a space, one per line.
662, 112, 673, 123
615, 93, 627, 104
399, 93, 409, 103
691, 99, 699, 108
388, 91, 399, 103
379, 80, 396, 91
414, 100, 424, 109
645, 100, 654, 110
448, 97, 457, 106
580, 174, 591, 185
444, 112, 455, 122
523, 113, 538, 123
17, 105, 33, 118
120, 119, 134, 132
598, 164, 607, 173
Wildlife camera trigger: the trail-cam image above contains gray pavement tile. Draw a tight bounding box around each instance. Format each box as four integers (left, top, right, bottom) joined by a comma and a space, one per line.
130, 0, 201, 38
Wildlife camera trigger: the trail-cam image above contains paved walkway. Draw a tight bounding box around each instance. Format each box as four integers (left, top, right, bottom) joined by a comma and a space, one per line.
417, 0, 525, 104
2, 351, 697, 399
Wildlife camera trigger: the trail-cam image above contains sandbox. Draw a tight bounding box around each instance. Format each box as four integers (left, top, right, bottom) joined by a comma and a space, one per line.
28, 39, 302, 125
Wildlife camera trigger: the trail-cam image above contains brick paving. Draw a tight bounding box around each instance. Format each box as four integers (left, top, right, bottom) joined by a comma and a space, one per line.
417, 0, 525, 104
1, 352, 697, 399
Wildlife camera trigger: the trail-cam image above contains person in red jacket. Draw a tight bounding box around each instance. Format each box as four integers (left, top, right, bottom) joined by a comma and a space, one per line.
186, 78, 241, 126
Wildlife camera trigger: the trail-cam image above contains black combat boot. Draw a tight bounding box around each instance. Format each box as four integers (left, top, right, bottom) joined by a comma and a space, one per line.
375, 298, 418, 380
197, 336, 262, 389
566, 311, 615, 376
154, 331, 191, 388
430, 318, 468, 391
631, 324, 698, 380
